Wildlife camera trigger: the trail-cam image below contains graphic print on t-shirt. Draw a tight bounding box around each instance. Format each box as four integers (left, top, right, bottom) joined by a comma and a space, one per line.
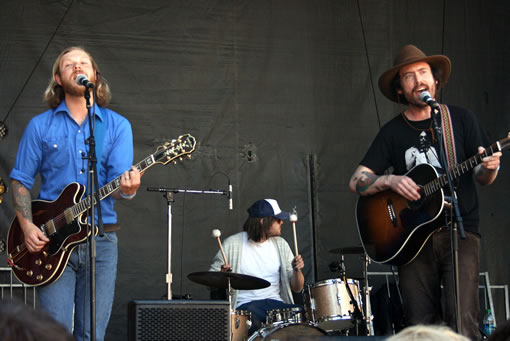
404, 131, 441, 171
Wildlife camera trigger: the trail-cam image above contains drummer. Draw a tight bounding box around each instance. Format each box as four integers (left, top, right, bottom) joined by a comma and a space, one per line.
209, 198, 305, 332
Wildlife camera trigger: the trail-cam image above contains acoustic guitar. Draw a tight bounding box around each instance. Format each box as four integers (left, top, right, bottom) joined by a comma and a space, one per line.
356, 133, 509, 266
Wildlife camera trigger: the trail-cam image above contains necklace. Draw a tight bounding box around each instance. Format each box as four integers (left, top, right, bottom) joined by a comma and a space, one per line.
401, 111, 436, 143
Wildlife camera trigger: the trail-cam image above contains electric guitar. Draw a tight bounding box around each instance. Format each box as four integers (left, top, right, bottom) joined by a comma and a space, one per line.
356, 133, 509, 266
7, 134, 196, 286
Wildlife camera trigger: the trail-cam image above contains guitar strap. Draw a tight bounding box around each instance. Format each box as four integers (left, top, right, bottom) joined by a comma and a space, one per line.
93, 108, 105, 167
439, 104, 457, 168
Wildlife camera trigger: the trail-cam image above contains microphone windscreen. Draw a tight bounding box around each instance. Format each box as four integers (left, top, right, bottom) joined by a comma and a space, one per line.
419, 91, 431, 101
76, 74, 87, 85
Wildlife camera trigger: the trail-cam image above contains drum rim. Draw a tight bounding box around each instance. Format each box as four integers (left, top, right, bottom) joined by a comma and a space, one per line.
248, 322, 326, 340
307, 277, 359, 287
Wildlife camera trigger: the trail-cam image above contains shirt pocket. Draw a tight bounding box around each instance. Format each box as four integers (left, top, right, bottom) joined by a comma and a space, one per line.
41, 134, 73, 172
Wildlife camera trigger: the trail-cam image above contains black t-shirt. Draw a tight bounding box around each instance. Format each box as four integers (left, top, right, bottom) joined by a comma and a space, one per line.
359, 105, 489, 234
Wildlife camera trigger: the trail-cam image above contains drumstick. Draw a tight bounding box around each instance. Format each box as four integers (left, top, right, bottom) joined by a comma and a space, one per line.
290, 208, 298, 256
212, 229, 229, 267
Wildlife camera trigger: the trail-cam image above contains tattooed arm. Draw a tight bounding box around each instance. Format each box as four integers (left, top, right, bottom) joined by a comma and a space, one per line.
11, 180, 49, 253
349, 165, 421, 201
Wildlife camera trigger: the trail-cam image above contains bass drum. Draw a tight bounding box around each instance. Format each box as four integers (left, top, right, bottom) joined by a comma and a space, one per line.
248, 323, 326, 341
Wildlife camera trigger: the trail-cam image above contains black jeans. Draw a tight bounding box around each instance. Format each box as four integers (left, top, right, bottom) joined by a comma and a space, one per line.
398, 228, 481, 341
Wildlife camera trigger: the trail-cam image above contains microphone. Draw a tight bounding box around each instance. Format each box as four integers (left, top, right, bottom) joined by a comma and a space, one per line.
227, 183, 233, 210
76, 74, 95, 88
419, 91, 440, 111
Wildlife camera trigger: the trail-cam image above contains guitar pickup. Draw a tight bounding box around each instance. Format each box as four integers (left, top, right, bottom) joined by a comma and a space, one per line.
387, 198, 398, 227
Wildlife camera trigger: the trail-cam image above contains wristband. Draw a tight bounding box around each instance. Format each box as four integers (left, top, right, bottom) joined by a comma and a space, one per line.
119, 191, 136, 200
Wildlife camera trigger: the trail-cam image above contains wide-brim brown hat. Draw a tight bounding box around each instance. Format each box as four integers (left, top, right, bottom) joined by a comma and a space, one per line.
378, 44, 451, 103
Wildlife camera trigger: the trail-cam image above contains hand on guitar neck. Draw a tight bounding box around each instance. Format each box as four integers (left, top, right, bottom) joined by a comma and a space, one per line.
475, 146, 501, 185
113, 165, 142, 200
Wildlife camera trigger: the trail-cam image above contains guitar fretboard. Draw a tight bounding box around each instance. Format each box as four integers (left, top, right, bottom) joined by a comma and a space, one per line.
71, 156, 154, 218
58, 134, 195, 223
422, 140, 503, 197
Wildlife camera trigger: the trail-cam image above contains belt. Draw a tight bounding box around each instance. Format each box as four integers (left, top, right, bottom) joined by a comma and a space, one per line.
103, 223, 120, 232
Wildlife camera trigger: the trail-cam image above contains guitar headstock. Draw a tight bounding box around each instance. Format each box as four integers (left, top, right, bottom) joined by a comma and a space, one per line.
498, 132, 510, 151
153, 134, 197, 165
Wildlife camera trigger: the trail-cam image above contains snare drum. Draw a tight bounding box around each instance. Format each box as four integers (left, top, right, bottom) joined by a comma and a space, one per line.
265, 307, 304, 325
232, 310, 251, 341
304, 278, 362, 331
248, 322, 326, 341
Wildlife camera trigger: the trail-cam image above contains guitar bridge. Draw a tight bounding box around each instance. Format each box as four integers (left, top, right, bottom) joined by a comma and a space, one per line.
387, 198, 398, 227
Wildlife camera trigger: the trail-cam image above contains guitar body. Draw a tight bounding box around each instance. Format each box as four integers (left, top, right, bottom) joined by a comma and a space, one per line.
356, 163, 445, 266
7, 182, 95, 286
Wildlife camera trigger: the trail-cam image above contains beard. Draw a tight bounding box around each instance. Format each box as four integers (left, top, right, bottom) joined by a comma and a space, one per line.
403, 82, 437, 107
60, 74, 95, 97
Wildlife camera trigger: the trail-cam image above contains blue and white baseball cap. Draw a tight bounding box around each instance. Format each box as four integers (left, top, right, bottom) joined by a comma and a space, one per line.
247, 199, 290, 220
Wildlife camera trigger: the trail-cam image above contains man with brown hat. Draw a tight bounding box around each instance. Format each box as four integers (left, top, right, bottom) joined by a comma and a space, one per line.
349, 45, 501, 340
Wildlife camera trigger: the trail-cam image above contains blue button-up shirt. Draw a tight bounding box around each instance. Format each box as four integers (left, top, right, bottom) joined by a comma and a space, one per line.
10, 101, 134, 224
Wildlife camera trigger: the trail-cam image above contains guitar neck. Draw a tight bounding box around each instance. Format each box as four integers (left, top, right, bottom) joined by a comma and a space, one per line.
71, 156, 157, 218
424, 140, 503, 196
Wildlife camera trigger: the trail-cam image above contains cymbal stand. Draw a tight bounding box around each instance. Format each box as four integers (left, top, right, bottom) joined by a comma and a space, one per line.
339, 254, 346, 278
362, 253, 374, 335
340, 254, 364, 336
227, 276, 233, 341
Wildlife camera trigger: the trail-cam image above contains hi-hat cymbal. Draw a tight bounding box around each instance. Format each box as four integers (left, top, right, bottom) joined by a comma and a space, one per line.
188, 271, 270, 290
328, 246, 365, 255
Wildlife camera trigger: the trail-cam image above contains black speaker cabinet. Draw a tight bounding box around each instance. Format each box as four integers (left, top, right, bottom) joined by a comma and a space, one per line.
128, 299, 230, 341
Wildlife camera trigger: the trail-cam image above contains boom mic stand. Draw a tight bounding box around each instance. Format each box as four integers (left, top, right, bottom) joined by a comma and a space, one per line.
146, 186, 231, 300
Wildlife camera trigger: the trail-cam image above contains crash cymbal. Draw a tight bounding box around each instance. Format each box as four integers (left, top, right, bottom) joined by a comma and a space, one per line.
188, 271, 270, 290
328, 246, 365, 255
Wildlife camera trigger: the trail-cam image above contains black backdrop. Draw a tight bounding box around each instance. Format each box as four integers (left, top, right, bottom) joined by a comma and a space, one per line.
0, 1, 509, 340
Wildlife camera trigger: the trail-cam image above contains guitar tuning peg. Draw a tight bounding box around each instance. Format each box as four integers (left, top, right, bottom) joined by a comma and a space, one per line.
186, 154, 191, 159
179, 157, 183, 161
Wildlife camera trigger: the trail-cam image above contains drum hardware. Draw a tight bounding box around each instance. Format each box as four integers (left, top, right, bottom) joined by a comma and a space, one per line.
232, 310, 252, 341
361, 252, 374, 336
188, 271, 269, 341
323, 246, 374, 335
247, 322, 326, 341
265, 307, 304, 326
304, 277, 362, 332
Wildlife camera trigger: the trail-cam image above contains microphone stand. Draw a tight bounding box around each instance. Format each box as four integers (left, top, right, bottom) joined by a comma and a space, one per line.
83, 86, 104, 341
146, 186, 229, 300
430, 105, 464, 334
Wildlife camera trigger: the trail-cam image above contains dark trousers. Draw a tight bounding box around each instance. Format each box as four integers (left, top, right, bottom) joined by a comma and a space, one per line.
398, 228, 481, 341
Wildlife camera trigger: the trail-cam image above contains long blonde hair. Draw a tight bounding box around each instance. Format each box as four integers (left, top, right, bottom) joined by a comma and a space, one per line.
43, 46, 111, 109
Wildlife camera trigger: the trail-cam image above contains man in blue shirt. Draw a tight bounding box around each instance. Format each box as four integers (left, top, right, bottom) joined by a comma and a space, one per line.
10, 46, 141, 341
